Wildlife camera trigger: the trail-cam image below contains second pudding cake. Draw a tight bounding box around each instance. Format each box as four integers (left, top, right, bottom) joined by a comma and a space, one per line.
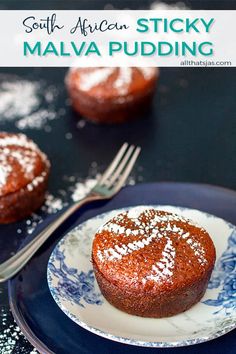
66, 67, 159, 124
0, 132, 50, 223
92, 207, 216, 318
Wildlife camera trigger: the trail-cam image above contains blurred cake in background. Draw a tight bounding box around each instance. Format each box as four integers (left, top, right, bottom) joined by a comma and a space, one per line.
66, 67, 159, 124
0, 132, 50, 223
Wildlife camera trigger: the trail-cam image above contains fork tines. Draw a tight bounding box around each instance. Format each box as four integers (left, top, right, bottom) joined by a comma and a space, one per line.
99, 143, 141, 190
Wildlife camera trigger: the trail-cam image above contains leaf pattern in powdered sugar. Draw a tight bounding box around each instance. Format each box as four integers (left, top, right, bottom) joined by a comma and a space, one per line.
95, 208, 207, 284
76, 67, 157, 94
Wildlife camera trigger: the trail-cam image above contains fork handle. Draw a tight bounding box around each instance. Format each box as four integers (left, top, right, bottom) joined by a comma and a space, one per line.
0, 195, 97, 283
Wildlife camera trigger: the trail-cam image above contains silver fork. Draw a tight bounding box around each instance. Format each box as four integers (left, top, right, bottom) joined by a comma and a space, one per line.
0, 143, 141, 283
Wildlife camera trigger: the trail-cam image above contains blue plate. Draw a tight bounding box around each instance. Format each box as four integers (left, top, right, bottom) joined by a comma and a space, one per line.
8, 183, 236, 354
47, 205, 236, 348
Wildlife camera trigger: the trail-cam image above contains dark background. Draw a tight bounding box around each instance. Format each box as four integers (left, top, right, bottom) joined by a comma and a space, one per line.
1, 0, 236, 10
0, 0, 236, 353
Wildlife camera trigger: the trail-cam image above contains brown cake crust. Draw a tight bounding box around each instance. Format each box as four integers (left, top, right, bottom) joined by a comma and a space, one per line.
66, 67, 159, 124
0, 132, 50, 223
92, 207, 216, 318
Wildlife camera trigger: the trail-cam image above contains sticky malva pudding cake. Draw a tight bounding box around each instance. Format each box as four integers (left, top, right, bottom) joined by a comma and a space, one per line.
0, 132, 50, 223
92, 207, 216, 318
66, 67, 159, 124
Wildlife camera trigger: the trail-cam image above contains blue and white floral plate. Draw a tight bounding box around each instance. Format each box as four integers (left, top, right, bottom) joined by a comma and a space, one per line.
47, 205, 236, 348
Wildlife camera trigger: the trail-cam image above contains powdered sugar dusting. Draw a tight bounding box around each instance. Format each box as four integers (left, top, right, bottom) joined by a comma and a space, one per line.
139, 67, 158, 80
0, 80, 40, 119
72, 179, 97, 202
113, 67, 132, 94
0, 307, 39, 354
0, 164, 12, 187
0, 134, 49, 193
16, 110, 56, 130
127, 206, 151, 219
41, 193, 64, 214
146, 236, 176, 282
150, 1, 189, 10
0, 134, 38, 150
0, 75, 61, 132
185, 237, 207, 266
95, 208, 208, 284
78, 68, 114, 91
73, 67, 157, 95
26, 171, 48, 192
104, 232, 157, 261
